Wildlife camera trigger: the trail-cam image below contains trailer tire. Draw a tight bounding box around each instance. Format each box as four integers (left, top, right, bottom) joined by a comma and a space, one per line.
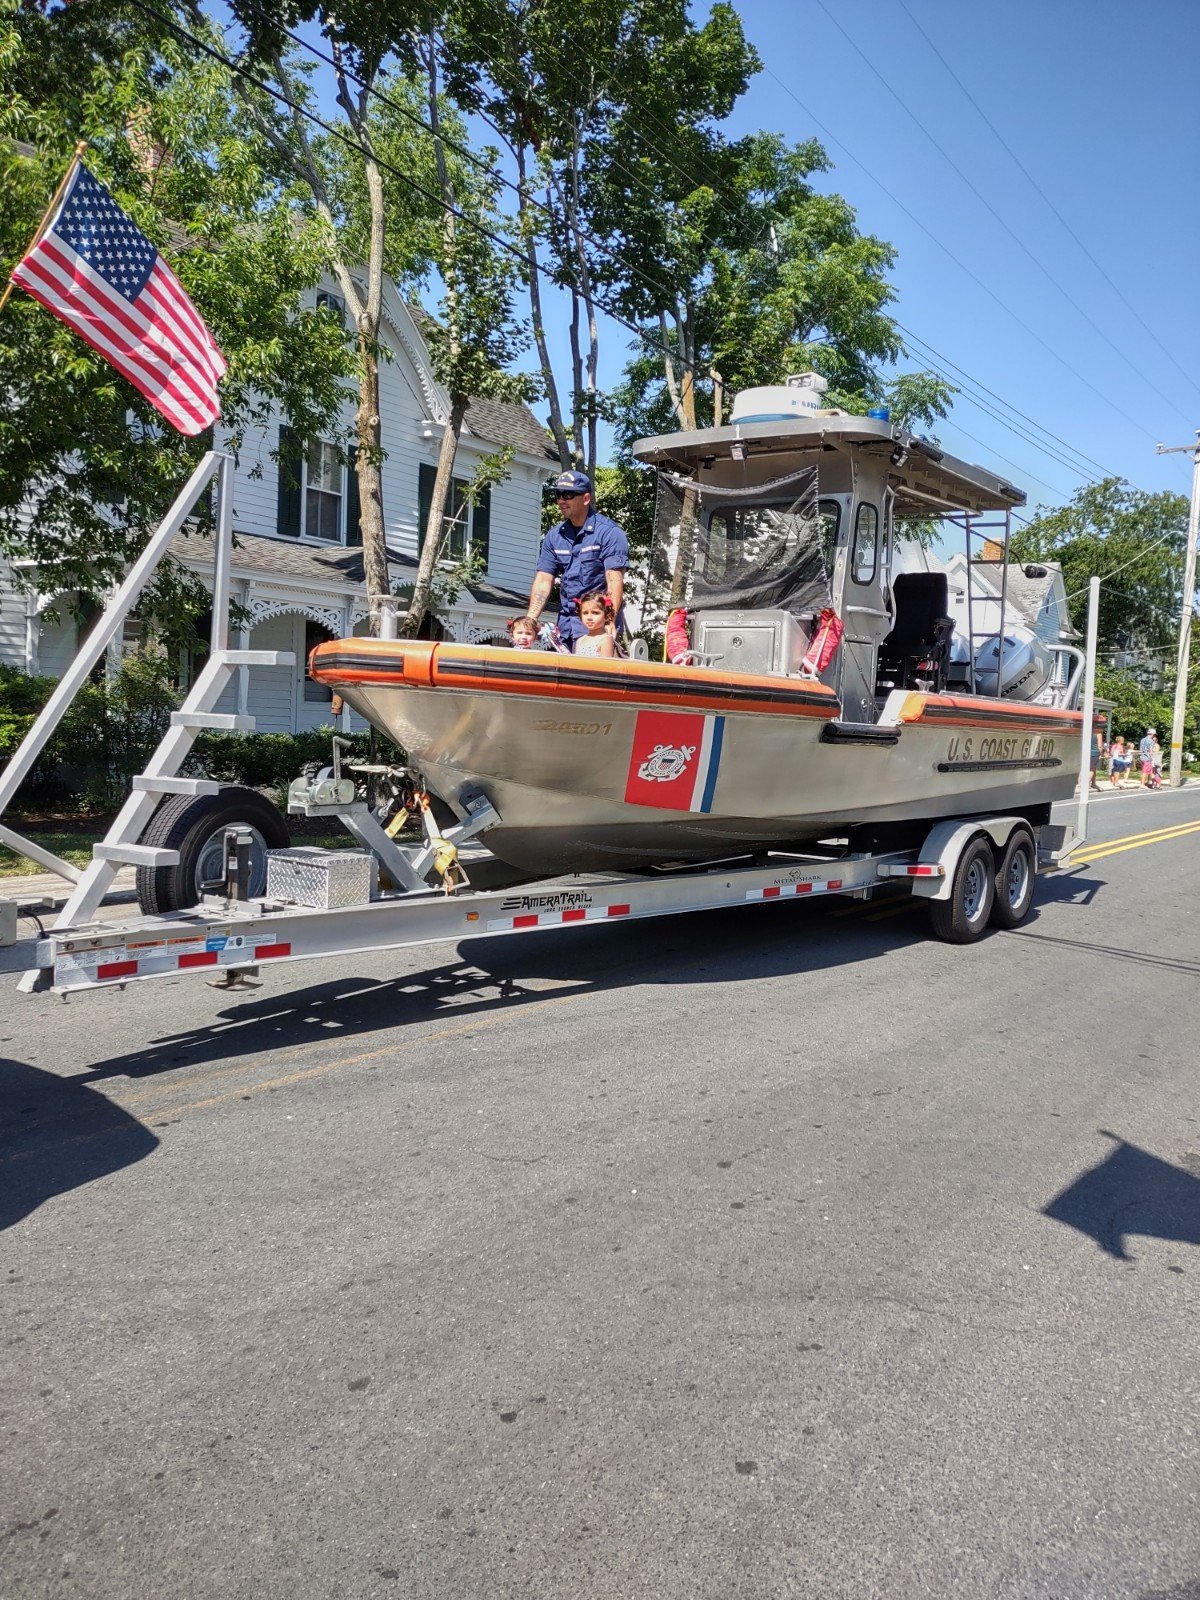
136, 787, 289, 915
929, 834, 994, 944
989, 828, 1036, 930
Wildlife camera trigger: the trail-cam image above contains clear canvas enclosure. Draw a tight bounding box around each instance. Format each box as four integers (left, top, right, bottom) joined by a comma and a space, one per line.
649, 465, 830, 617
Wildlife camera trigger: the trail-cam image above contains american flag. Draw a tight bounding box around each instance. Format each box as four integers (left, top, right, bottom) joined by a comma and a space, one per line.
11, 161, 226, 437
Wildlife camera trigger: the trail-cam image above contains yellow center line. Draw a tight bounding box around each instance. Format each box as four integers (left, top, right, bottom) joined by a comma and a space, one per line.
1071, 819, 1200, 866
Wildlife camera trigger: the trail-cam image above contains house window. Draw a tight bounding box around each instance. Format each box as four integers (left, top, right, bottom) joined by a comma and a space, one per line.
277, 426, 359, 544
316, 290, 346, 326
418, 462, 490, 570
306, 440, 343, 542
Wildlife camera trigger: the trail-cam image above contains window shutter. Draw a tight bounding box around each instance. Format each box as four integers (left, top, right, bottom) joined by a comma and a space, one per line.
345, 455, 362, 545
471, 486, 491, 572
276, 424, 303, 538
418, 462, 436, 551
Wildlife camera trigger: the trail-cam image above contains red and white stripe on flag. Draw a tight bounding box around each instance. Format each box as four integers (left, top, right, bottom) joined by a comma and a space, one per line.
11, 162, 226, 437
623, 709, 725, 812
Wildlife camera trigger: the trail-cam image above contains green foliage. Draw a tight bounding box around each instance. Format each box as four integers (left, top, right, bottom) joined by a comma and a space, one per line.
0, 1, 354, 615
0, 653, 180, 810
185, 727, 403, 789
1094, 664, 1178, 746
1010, 478, 1188, 650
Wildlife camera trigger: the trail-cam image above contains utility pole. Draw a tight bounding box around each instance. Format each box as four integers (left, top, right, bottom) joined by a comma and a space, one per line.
1156, 432, 1200, 787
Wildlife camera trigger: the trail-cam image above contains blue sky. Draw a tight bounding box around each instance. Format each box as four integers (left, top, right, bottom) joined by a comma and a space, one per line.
676, 0, 1200, 511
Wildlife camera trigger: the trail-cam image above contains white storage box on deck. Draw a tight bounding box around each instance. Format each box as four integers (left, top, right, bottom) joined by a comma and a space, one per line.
694, 608, 810, 675
266, 847, 373, 909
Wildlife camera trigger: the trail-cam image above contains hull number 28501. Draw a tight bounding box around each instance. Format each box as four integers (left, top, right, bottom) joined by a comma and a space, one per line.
533, 718, 613, 736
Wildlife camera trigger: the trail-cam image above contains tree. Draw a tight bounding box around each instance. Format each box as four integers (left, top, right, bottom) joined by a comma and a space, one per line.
1010, 478, 1189, 651
230, 0, 430, 629
233, 2, 532, 635
0, 0, 353, 621
399, 26, 531, 636
439, 0, 758, 479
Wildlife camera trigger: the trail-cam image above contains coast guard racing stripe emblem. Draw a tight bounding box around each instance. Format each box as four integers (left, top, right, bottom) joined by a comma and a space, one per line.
624, 710, 725, 812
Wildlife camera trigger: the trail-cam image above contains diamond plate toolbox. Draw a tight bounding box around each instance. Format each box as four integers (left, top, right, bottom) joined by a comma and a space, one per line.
266, 847, 373, 909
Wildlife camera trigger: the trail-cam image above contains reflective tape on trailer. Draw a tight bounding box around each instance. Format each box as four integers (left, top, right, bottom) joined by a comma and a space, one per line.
486, 904, 632, 933
745, 878, 844, 901
58, 935, 293, 986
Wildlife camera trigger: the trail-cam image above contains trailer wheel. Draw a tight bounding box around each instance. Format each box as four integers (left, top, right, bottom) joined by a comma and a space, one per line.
136, 787, 289, 914
929, 834, 994, 944
989, 828, 1036, 930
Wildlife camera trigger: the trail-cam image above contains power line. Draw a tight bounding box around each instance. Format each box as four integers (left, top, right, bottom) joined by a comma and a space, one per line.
897, 322, 1121, 480
894, 0, 1200, 414
815, 0, 1195, 433
759, 59, 1177, 456
1063, 529, 1184, 604
934, 418, 1076, 503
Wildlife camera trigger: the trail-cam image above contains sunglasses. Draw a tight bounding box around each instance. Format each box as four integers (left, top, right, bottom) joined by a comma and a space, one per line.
554, 490, 583, 500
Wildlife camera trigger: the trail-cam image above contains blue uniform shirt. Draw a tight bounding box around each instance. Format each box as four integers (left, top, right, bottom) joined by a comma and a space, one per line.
536, 509, 629, 645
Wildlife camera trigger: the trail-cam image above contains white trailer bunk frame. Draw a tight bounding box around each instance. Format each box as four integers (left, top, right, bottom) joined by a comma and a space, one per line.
3, 452, 1069, 1000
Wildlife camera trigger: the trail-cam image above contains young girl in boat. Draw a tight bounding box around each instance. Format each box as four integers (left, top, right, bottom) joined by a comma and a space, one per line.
574, 591, 616, 658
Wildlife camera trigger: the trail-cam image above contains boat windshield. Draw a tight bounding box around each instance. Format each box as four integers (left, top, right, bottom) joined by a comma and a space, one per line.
653, 465, 830, 615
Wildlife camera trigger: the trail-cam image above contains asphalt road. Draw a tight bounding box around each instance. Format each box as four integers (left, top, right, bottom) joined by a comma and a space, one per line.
3, 786, 1199, 1600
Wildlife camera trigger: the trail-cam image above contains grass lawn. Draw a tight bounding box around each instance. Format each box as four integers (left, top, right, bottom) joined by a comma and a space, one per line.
0, 816, 367, 878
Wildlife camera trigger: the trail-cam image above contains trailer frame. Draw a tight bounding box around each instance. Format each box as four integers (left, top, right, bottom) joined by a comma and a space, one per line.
29, 810, 1069, 998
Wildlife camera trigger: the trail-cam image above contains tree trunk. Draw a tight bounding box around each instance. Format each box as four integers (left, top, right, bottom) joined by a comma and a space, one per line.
354, 334, 389, 625
668, 301, 700, 606
569, 285, 583, 468
402, 396, 466, 637
517, 145, 570, 468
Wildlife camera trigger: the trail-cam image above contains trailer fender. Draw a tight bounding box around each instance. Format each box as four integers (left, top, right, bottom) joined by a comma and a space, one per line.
909, 816, 1031, 901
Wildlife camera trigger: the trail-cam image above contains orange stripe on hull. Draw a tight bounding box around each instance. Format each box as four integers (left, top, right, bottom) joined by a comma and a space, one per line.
310, 639, 841, 720
898, 691, 1085, 734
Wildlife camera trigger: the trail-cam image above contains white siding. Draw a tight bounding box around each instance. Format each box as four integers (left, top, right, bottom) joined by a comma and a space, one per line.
0, 560, 28, 671
213, 613, 297, 733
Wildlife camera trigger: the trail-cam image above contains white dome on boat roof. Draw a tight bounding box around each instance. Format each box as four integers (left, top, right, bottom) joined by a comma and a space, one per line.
730, 372, 836, 424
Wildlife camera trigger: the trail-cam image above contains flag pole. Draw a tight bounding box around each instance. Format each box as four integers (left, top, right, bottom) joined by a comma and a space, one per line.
0, 140, 88, 316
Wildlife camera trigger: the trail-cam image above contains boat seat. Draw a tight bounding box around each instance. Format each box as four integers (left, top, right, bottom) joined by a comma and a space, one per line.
877, 573, 954, 694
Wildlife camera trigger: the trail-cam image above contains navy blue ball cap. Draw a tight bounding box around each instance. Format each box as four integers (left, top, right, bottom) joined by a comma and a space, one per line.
552, 469, 592, 495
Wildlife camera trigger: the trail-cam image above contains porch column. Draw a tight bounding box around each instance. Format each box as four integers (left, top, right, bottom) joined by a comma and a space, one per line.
341, 602, 353, 730
236, 580, 251, 719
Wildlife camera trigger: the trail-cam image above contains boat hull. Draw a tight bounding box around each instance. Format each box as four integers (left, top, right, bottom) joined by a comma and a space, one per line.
310, 640, 1085, 873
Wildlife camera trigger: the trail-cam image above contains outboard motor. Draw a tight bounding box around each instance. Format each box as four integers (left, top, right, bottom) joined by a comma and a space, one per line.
973, 627, 1053, 701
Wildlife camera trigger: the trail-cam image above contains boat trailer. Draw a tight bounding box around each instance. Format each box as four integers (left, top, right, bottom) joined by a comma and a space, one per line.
28, 800, 1069, 998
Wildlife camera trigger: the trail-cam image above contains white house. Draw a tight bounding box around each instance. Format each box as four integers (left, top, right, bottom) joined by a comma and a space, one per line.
941, 551, 1077, 655
0, 276, 555, 733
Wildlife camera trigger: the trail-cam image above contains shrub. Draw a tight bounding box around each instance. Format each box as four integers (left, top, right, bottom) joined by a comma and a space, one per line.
185, 727, 405, 790
0, 655, 179, 811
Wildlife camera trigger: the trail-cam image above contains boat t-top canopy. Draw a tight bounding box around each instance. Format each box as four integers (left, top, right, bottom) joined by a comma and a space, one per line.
631, 411, 1026, 518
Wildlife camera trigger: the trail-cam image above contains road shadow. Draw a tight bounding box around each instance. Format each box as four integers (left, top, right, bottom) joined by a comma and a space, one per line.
1042, 1130, 1200, 1261
1028, 866, 1106, 908
0, 1058, 158, 1233
71, 894, 929, 1087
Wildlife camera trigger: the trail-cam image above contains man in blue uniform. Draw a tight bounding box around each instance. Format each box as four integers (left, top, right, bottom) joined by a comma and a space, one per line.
527, 470, 629, 651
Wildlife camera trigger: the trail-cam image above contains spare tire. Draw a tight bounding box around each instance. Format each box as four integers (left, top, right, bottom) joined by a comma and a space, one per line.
136, 787, 290, 914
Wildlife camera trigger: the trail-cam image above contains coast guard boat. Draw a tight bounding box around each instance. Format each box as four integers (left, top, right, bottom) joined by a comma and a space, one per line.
310, 374, 1086, 873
